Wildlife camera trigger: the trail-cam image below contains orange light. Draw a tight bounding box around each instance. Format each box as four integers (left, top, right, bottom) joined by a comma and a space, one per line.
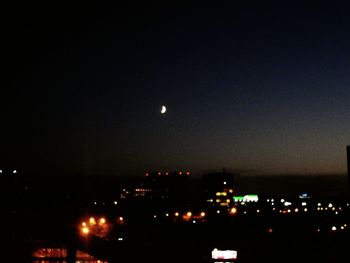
89, 217, 96, 225
175, 212, 179, 217
186, 212, 192, 217
81, 227, 89, 235
119, 217, 124, 221
99, 217, 106, 224
81, 222, 87, 227
230, 207, 237, 214
200, 212, 206, 217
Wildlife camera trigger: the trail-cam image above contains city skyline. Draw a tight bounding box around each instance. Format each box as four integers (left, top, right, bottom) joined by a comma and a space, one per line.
3, 2, 350, 176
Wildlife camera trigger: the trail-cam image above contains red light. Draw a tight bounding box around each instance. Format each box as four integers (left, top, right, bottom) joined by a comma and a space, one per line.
186, 171, 190, 175
179, 171, 182, 175
158, 172, 161, 176
145, 172, 149, 177
268, 228, 273, 233
165, 172, 169, 175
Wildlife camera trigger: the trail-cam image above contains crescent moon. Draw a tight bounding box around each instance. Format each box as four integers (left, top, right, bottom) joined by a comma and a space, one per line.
161, 105, 167, 114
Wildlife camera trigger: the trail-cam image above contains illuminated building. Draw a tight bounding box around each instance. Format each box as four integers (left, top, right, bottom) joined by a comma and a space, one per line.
202, 171, 238, 207
118, 171, 189, 201
141, 170, 190, 201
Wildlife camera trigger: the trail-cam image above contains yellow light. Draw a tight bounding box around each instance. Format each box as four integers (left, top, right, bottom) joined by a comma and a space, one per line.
99, 217, 106, 224
229, 189, 233, 193
187, 212, 192, 217
200, 212, 206, 217
216, 199, 221, 203
89, 217, 96, 225
216, 192, 221, 196
81, 222, 87, 227
175, 212, 179, 217
226, 199, 230, 203
230, 207, 237, 214
81, 227, 89, 235
222, 192, 227, 196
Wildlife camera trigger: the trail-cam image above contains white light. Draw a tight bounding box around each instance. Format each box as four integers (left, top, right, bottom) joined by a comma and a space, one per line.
217, 210, 220, 214
0, 170, 2, 173
165, 213, 169, 217
280, 199, 285, 203
341, 226, 344, 230
271, 202, 275, 206
13, 170, 17, 174
267, 199, 270, 202
304, 208, 308, 212
331, 226, 337, 231
256, 210, 260, 213
193, 220, 196, 224
317, 203, 322, 207
211, 249, 237, 260
301, 202, 307, 206
271, 199, 274, 202
114, 201, 118, 205
284, 201, 292, 206
94, 202, 97, 205
335, 211, 338, 215
118, 237, 123, 241
153, 215, 157, 218
223, 181, 227, 185
295, 208, 299, 212
328, 203, 333, 208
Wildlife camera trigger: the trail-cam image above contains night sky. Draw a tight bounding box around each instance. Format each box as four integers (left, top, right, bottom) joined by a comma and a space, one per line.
3, 2, 350, 176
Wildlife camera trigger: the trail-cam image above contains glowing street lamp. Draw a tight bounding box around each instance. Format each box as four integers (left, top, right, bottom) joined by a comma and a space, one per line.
89, 217, 96, 225
99, 217, 106, 225
81, 227, 89, 235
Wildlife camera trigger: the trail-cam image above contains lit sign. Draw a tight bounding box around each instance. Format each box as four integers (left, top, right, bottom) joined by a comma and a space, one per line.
233, 195, 258, 202
233, 196, 244, 202
212, 248, 237, 260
